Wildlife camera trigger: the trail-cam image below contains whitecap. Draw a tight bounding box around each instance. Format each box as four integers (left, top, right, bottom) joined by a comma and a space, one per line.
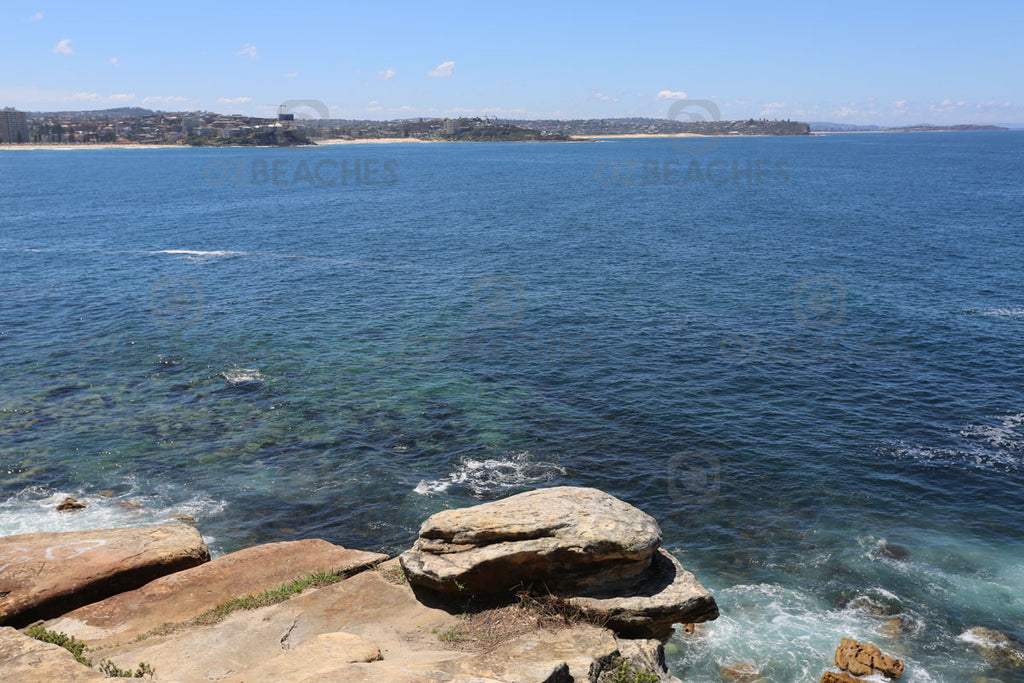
980, 307, 1024, 317
222, 368, 263, 385
151, 249, 249, 258
413, 451, 567, 497
0, 486, 227, 552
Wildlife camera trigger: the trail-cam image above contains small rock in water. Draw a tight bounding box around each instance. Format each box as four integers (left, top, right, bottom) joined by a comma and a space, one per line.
960, 626, 1024, 669
56, 497, 86, 512
881, 544, 910, 561
116, 500, 143, 511
821, 673, 867, 683
170, 514, 196, 522
834, 638, 904, 678
96, 490, 116, 497
721, 662, 762, 681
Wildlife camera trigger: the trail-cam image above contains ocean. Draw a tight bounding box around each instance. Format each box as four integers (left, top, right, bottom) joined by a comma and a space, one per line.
2, 132, 1022, 681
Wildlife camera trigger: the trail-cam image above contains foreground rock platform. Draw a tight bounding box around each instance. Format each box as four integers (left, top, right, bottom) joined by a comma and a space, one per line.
401, 486, 717, 640
0, 524, 209, 627
0, 626, 106, 682
46, 539, 387, 647
400, 486, 663, 594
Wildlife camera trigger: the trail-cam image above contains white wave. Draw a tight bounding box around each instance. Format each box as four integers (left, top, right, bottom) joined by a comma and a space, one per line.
414, 451, 567, 497
980, 307, 1024, 317
890, 412, 1024, 472
669, 582, 936, 682
151, 249, 249, 258
0, 486, 226, 552
222, 368, 263, 385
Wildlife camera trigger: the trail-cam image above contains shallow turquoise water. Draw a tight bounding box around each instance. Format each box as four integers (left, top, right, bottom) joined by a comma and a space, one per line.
1, 134, 1023, 681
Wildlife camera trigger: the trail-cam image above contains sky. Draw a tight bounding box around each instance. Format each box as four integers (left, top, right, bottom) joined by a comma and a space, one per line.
2, 0, 1022, 125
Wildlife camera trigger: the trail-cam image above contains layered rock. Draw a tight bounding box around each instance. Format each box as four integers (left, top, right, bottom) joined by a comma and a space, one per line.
46, 539, 387, 647
0, 524, 209, 627
401, 486, 663, 594
568, 549, 719, 639
401, 486, 718, 640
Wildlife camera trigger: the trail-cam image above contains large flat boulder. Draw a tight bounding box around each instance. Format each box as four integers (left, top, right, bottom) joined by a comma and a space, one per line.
568, 549, 719, 639
47, 540, 387, 647
400, 486, 662, 594
0, 524, 209, 627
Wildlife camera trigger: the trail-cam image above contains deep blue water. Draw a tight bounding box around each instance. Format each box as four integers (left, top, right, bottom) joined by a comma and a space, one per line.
2, 133, 1023, 681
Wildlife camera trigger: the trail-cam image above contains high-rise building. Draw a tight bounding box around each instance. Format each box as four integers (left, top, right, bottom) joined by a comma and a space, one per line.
0, 108, 29, 143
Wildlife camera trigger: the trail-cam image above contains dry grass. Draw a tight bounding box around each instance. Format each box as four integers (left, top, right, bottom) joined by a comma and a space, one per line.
433, 587, 610, 652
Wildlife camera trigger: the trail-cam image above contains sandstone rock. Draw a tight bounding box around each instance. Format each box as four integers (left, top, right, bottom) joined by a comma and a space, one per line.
567, 549, 719, 639
401, 486, 662, 594
960, 626, 1024, 668
834, 637, 903, 678
56, 496, 86, 512
615, 637, 681, 682
0, 524, 209, 627
821, 673, 866, 683
721, 662, 762, 681
230, 631, 382, 680
0, 626, 106, 682
46, 539, 386, 647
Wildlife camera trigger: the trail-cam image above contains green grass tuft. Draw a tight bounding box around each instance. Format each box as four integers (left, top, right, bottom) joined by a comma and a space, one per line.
26, 624, 91, 667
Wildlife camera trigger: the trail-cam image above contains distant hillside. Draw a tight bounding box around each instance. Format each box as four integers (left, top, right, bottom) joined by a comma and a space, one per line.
27, 107, 159, 119
811, 122, 1009, 132
512, 117, 810, 137
808, 122, 882, 131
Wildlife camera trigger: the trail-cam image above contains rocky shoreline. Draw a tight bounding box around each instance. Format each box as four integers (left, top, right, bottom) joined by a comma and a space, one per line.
1, 486, 1019, 681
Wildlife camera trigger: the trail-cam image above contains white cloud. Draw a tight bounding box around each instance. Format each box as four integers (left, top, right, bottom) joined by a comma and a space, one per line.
427, 61, 455, 78
234, 43, 258, 59
286, 71, 298, 78
655, 90, 687, 100
218, 97, 253, 104
109, 93, 136, 102
107, 57, 119, 66
67, 92, 101, 101
52, 39, 73, 55
378, 67, 396, 80
28, 11, 43, 21
142, 95, 191, 105
591, 89, 619, 103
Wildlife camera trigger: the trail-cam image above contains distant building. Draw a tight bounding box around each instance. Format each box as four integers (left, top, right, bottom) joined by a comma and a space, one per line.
0, 107, 29, 143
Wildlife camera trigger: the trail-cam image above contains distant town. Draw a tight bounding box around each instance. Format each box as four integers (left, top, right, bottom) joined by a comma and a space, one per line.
0, 106, 1007, 146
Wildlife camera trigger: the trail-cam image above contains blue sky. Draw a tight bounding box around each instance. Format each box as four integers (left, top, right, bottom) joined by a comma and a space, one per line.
3, 1, 1022, 124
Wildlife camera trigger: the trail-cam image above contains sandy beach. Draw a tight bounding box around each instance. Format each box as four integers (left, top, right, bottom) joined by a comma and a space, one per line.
316, 137, 431, 145
571, 133, 708, 140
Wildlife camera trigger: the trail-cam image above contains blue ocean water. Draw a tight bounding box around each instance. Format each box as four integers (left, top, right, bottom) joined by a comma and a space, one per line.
1, 133, 1022, 681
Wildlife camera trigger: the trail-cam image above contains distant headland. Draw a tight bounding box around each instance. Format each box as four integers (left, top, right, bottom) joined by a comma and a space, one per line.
0, 106, 1012, 148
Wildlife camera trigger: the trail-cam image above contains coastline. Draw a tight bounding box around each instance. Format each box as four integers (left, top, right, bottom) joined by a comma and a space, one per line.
0, 143, 184, 151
